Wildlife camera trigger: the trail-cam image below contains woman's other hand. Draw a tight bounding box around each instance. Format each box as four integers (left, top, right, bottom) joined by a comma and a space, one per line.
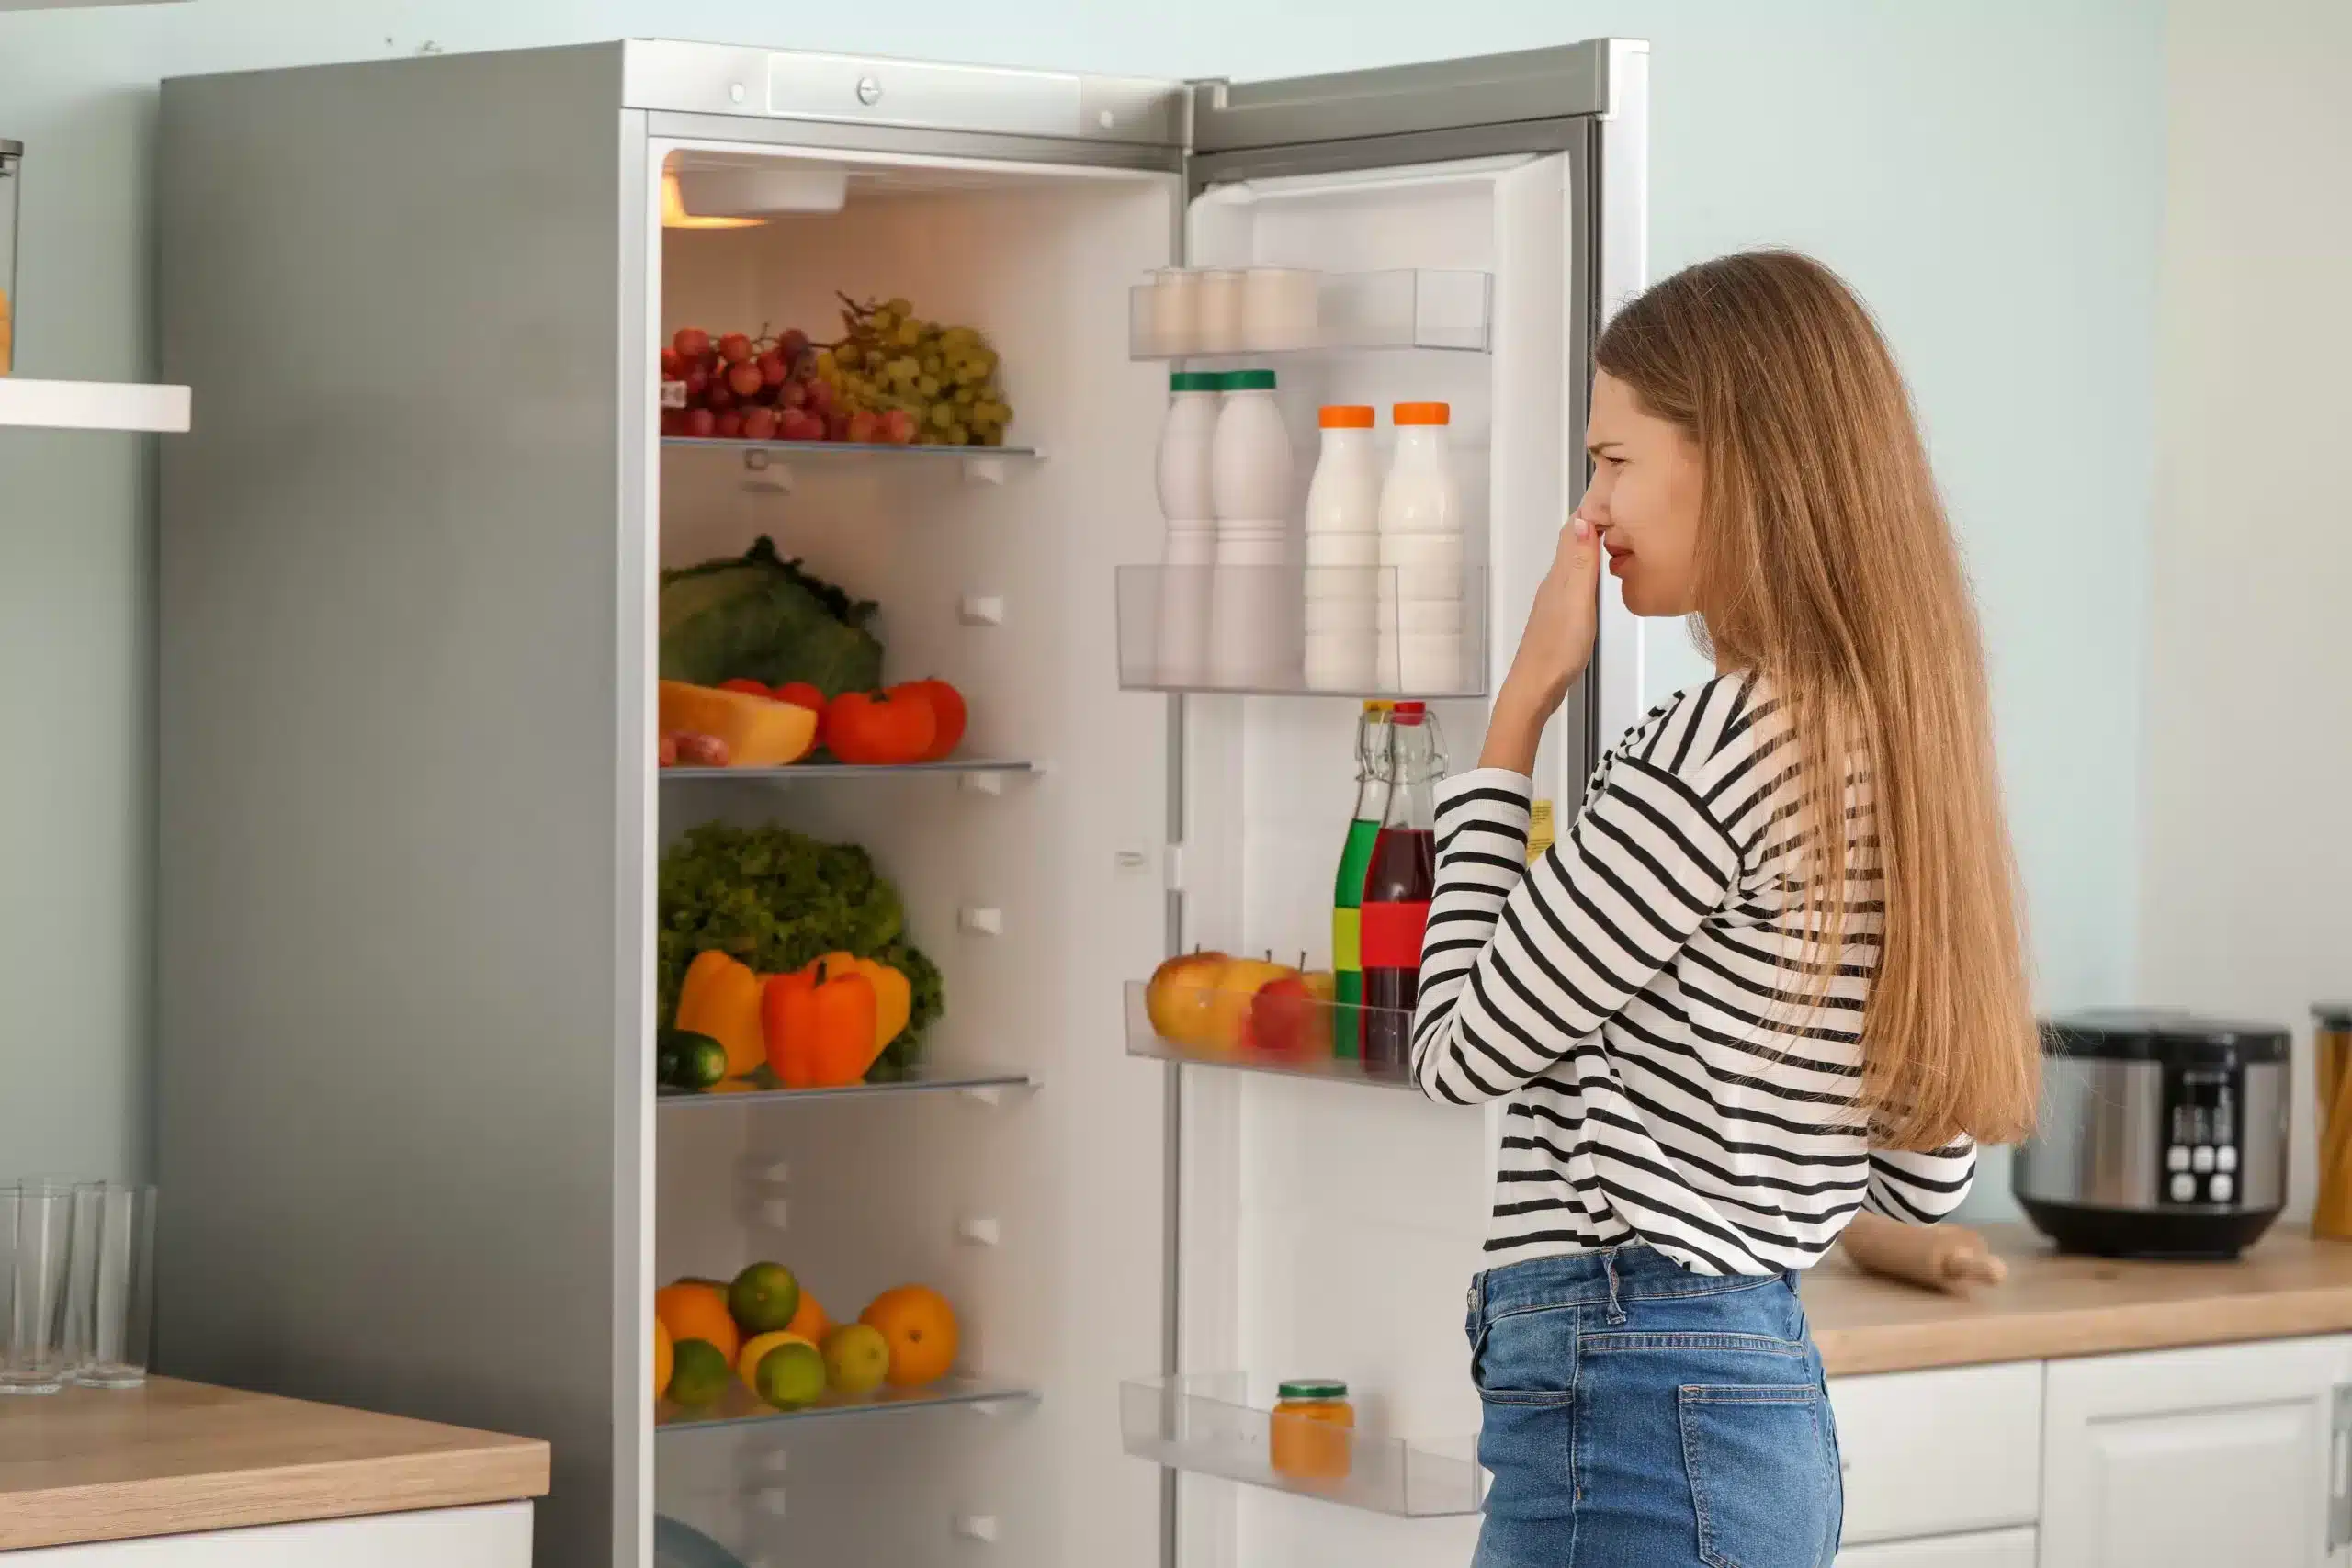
1481, 515, 1601, 773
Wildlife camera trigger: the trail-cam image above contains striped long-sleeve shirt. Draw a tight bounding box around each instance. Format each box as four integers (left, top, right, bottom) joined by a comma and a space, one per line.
1411, 672, 1975, 1277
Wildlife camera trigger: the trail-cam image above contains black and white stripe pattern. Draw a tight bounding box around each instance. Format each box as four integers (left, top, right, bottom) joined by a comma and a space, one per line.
1412, 672, 1975, 1277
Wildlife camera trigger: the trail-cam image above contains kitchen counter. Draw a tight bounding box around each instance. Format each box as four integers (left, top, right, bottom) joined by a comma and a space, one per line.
0, 1376, 549, 1552
1804, 1220, 2352, 1376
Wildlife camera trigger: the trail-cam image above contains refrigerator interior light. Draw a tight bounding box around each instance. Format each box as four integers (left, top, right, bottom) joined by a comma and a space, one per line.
660, 170, 765, 230
673, 166, 851, 217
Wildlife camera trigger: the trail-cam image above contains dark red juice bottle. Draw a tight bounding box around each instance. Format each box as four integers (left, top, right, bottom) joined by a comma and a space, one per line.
1358, 702, 1445, 1071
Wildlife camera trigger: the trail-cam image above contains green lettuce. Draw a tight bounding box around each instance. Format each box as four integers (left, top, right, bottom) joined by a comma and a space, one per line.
657, 821, 941, 1079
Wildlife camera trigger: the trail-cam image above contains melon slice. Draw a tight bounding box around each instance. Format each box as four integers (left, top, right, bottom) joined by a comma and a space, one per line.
659, 682, 819, 767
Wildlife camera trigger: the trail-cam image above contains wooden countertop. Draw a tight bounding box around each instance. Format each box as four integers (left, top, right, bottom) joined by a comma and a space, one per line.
1805, 1221, 2352, 1376
0, 1377, 549, 1551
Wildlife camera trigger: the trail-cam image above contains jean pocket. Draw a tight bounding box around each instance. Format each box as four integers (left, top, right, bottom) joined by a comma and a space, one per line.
1679, 1384, 1837, 1568
1469, 1306, 1576, 1405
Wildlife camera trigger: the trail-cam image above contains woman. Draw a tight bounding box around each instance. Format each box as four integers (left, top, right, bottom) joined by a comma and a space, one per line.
1414, 251, 2040, 1567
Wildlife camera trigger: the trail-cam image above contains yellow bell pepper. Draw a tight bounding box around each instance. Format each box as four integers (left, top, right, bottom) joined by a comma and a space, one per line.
818, 952, 911, 1056
674, 950, 766, 1078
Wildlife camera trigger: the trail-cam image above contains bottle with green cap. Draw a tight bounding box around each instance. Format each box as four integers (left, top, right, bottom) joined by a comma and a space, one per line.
1156, 370, 1223, 685
1158, 369, 1223, 527
1211, 367, 1294, 526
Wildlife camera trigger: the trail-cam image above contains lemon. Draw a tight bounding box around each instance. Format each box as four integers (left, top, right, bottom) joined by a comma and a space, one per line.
822, 1324, 891, 1397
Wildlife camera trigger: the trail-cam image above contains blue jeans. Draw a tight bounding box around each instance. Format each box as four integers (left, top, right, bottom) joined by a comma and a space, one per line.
1465, 1247, 1843, 1568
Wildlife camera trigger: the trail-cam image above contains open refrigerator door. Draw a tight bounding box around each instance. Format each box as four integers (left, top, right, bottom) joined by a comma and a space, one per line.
1125, 43, 1651, 1568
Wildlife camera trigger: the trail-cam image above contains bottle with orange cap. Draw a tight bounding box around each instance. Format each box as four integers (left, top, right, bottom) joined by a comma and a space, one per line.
1305, 403, 1382, 690
1377, 401, 1465, 693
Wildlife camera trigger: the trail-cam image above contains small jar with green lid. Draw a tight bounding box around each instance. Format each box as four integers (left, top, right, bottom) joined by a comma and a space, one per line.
1271, 1378, 1354, 1482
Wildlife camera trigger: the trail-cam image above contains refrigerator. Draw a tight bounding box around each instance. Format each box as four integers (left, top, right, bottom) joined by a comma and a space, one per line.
153, 36, 1649, 1568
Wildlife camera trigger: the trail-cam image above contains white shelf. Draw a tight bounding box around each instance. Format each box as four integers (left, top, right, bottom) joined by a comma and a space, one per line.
0, 378, 191, 434
657, 1373, 1036, 1435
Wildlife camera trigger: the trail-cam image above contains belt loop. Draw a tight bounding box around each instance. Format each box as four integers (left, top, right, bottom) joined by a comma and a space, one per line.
1602, 1251, 1626, 1325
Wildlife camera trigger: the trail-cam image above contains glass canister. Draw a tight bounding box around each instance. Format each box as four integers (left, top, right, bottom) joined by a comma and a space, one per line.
2315, 1004, 2352, 1238
1270, 1378, 1354, 1483
1, 140, 19, 375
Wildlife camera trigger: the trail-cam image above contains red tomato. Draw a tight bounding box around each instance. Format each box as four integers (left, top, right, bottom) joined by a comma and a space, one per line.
824, 690, 936, 766
718, 678, 772, 697
894, 680, 967, 761
771, 682, 825, 713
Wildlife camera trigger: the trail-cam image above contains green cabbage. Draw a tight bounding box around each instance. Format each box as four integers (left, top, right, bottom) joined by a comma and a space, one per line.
660, 536, 883, 697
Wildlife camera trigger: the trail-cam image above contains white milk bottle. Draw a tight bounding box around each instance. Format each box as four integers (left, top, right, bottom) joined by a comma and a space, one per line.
1209, 368, 1296, 688
1154, 370, 1223, 683
1303, 404, 1382, 691
1376, 401, 1464, 692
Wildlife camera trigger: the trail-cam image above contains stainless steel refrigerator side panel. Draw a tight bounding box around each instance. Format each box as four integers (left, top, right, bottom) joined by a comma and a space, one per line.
623, 38, 1186, 147
643, 109, 1183, 174
156, 43, 642, 1568
1191, 39, 1613, 154
1589, 39, 1651, 752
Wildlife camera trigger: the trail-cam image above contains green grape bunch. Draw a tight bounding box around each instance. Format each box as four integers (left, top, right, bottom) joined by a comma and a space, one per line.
815, 294, 1016, 447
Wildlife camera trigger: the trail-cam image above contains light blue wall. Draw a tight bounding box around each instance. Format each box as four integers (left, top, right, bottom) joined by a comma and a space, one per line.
0, 1, 2160, 1198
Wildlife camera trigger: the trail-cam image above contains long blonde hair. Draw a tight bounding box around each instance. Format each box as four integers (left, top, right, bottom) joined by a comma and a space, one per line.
1596, 251, 2038, 1149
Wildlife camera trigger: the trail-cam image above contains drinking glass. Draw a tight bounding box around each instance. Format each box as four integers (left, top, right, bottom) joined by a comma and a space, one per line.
1, 1180, 77, 1393
68, 1182, 155, 1388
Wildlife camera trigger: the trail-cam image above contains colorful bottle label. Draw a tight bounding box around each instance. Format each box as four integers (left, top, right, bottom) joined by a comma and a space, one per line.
1359, 900, 1432, 968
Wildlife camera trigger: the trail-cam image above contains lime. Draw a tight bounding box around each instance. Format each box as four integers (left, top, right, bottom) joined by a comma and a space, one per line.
821, 1323, 891, 1397
729, 1261, 801, 1335
752, 1339, 828, 1411
666, 1338, 732, 1408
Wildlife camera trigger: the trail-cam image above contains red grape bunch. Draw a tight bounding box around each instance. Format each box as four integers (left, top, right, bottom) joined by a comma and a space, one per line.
658, 323, 918, 446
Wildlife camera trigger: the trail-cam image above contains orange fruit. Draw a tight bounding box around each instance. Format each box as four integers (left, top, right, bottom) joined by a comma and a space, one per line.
860, 1284, 959, 1389
785, 1288, 830, 1344
654, 1317, 674, 1401
654, 1280, 741, 1365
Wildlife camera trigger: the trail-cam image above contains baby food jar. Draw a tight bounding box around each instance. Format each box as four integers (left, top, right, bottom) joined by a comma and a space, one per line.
1, 141, 20, 375
1270, 1379, 1354, 1483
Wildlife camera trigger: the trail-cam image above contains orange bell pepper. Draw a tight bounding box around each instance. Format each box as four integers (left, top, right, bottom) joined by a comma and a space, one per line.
762, 961, 879, 1089
675, 950, 765, 1078
817, 951, 912, 1054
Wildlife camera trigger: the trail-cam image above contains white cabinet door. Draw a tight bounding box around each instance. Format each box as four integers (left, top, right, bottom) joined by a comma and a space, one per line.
2042, 1335, 2350, 1568
1828, 1362, 2042, 1544
1835, 1528, 2036, 1568
2, 1502, 534, 1566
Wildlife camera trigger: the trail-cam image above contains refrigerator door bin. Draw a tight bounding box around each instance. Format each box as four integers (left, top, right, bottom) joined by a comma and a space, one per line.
1125, 980, 1421, 1090
1129, 268, 1493, 360
1116, 563, 1488, 698
1121, 1373, 1486, 1517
